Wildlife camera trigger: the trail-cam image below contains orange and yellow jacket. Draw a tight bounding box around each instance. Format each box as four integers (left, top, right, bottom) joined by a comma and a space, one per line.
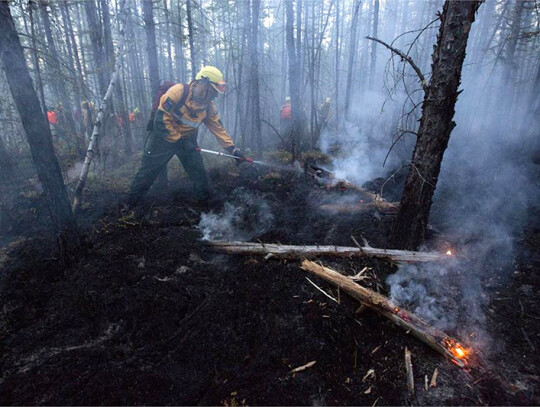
155, 82, 234, 149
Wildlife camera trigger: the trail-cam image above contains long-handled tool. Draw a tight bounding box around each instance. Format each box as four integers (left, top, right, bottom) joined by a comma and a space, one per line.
196, 147, 254, 163
196, 147, 300, 172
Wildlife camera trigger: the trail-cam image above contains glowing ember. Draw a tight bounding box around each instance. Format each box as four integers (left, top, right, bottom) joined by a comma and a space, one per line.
443, 339, 470, 364
454, 346, 465, 358
446, 250, 453, 256
450, 343, 469, 360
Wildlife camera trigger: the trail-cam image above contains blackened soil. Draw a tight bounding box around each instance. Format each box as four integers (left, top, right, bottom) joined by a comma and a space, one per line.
0, 163, 539, 405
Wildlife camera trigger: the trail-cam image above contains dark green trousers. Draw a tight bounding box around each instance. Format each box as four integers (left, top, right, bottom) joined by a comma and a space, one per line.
128, 131, 209, 204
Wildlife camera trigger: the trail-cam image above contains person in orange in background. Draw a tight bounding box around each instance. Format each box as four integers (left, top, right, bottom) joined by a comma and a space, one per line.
47, 108, 58, 126
129, 107, 139, 123
280, 96, 293, 141
46, 107, 58, 138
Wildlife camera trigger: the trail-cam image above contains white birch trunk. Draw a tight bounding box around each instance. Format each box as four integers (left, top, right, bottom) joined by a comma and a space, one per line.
73, 0, 127, 212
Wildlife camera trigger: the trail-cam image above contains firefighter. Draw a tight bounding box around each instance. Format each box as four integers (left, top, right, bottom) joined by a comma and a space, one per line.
46, 107, 58, 137
81, 100, 95, 140
127, 66, 245, 206
279, 96, 293, 143
318, 97, 332, 131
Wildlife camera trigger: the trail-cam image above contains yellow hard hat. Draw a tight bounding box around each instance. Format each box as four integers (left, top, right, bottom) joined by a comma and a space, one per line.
195, 66, 226, 93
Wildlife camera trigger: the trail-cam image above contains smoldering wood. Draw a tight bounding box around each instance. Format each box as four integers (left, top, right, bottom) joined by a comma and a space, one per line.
318, 202, 399, 214
304, 163, 396, 208
300, 260, 467, 368
205, 241, 453, 263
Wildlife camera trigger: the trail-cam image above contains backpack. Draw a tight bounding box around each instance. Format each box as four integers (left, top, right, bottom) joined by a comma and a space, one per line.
47, 110, 58, 125
146, 81, 189, 132
280, 104, 292, 120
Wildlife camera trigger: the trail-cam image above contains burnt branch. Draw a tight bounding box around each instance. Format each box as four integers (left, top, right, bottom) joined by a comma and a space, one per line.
366, 36, 428, 91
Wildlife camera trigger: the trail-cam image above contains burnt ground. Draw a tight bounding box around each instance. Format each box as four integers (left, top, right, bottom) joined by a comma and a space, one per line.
0, 157, 539, 405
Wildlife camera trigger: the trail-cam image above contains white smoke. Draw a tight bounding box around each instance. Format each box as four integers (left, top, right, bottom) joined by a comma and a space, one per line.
319, 90, 405, 187
386, 263, 458, 331
198, 189, 274, 241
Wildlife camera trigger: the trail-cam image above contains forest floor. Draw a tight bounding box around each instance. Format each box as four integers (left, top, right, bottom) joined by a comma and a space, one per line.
0, 154, 539, 405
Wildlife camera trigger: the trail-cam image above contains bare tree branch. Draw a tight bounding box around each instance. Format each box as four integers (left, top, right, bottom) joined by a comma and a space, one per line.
366, 36, 428, 91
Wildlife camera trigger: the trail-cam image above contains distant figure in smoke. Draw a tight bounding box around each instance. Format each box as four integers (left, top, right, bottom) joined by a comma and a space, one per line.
280, 96, 293, 147
81, 100, 95, 140
126, 66, 245, 206
46, 106, 58, 137
318, 97, 332, 131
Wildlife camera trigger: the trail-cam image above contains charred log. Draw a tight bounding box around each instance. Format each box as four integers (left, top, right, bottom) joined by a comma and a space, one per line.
300, 260, 469, 368
205, 241, 453, 263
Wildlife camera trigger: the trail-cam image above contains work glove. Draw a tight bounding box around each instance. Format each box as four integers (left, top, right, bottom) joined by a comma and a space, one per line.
227, 146, 249, 166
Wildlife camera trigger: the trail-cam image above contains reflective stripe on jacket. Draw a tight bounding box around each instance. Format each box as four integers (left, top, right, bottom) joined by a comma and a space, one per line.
156, 83, 234, 149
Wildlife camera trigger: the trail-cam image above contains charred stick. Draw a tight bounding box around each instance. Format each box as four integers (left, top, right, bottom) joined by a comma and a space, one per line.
405, 347, 415, 399
430, 368, 439, 387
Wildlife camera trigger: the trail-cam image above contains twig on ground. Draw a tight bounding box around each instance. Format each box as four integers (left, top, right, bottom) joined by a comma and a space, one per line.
306, 277, 339, 303
430, 368, 439, 387
405, 347, 414, 399
290, 360, 316, 374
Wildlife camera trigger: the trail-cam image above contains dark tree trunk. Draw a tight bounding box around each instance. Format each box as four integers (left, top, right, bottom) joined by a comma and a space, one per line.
143, 0, 167, 189
0, 135, 15, 186
0, 1, 80, 257
285, 0, 302, 160
61, 1, 85, 89
186, 0, 197, 77
390, 0, 482, 250
345, 0, 361, 119
28, 2, 46, 115
163, 0, 174, 79
59, 1, 83, 130
504, 0, 525, 81
101, 0, 132, 156
369, 0, 380, 89
174, 1, 186, 80
250, 0, 262, 157
334, 0, 341, 130
39, 0, 77, 134
143, 0, 160, 93
84, 0, 108, 95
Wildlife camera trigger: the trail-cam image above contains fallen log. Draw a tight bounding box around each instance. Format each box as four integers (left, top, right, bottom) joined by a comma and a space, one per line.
300, 260, 470, 368
319, 202, 399, 213
205, 241, 453, 263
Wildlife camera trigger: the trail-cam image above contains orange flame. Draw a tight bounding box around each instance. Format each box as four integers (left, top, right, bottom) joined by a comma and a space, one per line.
443, 339, 470, 364
450, 343, 470, 360
446, 250, 453, 256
